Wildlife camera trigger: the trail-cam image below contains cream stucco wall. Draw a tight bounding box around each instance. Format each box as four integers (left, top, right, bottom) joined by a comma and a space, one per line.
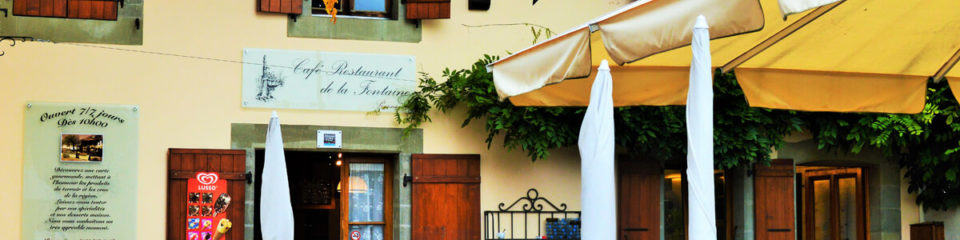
0, 1, 632, 238
901, 169, 922, 240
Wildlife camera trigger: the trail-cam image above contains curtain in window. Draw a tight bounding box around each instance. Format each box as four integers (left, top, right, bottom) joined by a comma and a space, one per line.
349, 163, 385, 240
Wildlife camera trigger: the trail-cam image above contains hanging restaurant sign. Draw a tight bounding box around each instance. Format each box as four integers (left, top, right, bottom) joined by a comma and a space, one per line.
21, 102, 139, 240
241, 48, 417, 112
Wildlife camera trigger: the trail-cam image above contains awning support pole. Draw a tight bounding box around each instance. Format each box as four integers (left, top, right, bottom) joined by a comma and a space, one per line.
932, 47, 960, 82
719, 1, 844, 74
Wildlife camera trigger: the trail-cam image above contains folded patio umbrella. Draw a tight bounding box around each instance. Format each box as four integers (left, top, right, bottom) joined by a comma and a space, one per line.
578, 60, 617, 240
260, 111, 295, 240
686, 15, 716, 240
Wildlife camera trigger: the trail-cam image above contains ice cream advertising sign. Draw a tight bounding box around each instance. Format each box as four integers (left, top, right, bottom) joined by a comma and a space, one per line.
186, 172, 232, 240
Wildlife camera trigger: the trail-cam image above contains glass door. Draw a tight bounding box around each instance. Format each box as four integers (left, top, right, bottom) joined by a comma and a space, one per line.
341, 154, 393, 240
802, 168, 866, 240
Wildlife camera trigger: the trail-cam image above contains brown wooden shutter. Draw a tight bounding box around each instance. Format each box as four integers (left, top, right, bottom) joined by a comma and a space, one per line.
617, 159, 661, 240
405, 0, 450, 19
259, 0, 303, 14
166, 149, 247, 240
14, 0, 116, 20
755, 159, 795, 240
411, 154, 480, 240
14, 0, 66, 17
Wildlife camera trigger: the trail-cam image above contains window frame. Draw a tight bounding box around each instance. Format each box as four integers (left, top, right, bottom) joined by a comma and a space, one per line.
312, 0, 393, 18
340, 155, 394, 240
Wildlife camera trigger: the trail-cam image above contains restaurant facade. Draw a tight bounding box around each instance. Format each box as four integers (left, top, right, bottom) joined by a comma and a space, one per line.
0, 0, 954, 239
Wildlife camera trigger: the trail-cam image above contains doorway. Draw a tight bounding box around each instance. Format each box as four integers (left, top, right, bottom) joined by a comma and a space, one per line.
253, 150, 395, 240
617, 159, 732, 240
798, 167, 867, 240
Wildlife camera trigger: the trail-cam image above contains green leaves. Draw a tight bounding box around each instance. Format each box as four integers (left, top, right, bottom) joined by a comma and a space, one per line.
396, 55, 960, 210
802, 81, 960, 210
396, 57, 795, 168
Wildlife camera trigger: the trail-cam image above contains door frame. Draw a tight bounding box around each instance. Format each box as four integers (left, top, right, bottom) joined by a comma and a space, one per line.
801, 168, 868, 240
231, 123, 424, 240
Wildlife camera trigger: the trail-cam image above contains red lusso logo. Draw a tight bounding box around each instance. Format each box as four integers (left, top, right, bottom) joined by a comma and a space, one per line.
196, 172, 219, 185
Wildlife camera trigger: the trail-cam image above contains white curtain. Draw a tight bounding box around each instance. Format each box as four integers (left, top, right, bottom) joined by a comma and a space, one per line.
348, 163, 385, 240
260, 111, 295, 240
686, 15, 717, 240
578, 59, 616, 240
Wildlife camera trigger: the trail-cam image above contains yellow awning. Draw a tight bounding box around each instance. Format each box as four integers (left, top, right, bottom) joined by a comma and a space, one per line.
735, 0, 960, 113
507, 0, 802, 107
491, 0, 767, 106
949, 68, 960, 101
491, 0, 960, 113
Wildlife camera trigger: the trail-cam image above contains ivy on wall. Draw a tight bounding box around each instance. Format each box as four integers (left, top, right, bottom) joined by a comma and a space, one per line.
396, 55, 960, 210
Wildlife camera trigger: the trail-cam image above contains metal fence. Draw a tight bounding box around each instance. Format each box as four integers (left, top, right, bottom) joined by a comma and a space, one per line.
484, 188, 581, 240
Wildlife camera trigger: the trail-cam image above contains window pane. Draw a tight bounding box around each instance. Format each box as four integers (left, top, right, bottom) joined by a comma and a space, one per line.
813, 179, 831, 240
663, 170, 684, 240
349, 163, 385, 222
355, 0, 386, 12
349, 225, 385, 240
838, 177, 857, 240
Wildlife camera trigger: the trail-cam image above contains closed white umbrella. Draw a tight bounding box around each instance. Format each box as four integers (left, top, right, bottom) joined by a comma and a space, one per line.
686, 15, 717, 240
578, 59, 616, 240
260, 111, 295, 240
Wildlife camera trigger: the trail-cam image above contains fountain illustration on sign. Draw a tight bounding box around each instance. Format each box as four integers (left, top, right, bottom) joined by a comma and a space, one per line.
256, 55, 285, 102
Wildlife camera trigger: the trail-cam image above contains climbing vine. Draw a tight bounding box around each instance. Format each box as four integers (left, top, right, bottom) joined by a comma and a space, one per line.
395, 55, 960, 210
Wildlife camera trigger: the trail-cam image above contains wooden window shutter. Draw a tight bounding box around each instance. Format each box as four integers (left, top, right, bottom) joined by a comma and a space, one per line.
617, 159, 661, 240
14, 0, 117, 20
13, 0, 67, 17
754, 159, 796, 240
405, 0, 450, 20
67, 0, 118, 20
259, 0, 303, 14
166, 149, 247, 240
411, 154, 480, 240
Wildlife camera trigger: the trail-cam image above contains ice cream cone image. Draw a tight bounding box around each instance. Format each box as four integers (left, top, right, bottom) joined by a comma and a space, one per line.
212, 218, 232, 240
214, 193, 231, 216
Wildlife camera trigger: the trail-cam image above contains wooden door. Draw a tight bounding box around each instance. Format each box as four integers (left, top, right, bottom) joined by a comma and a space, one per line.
618, 159, 661, 240
411, 154, 481, 240
755, 159, 796, 240
167, 149, 247, 240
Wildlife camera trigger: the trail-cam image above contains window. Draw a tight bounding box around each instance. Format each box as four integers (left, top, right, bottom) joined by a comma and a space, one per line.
345, 162, 389, 240
13, 0, 118, 20
312, 0, 391, 18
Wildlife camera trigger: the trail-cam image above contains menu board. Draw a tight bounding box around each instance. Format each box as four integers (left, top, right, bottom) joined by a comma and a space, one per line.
21, 102, 139, 240
186, 172, 231, 240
